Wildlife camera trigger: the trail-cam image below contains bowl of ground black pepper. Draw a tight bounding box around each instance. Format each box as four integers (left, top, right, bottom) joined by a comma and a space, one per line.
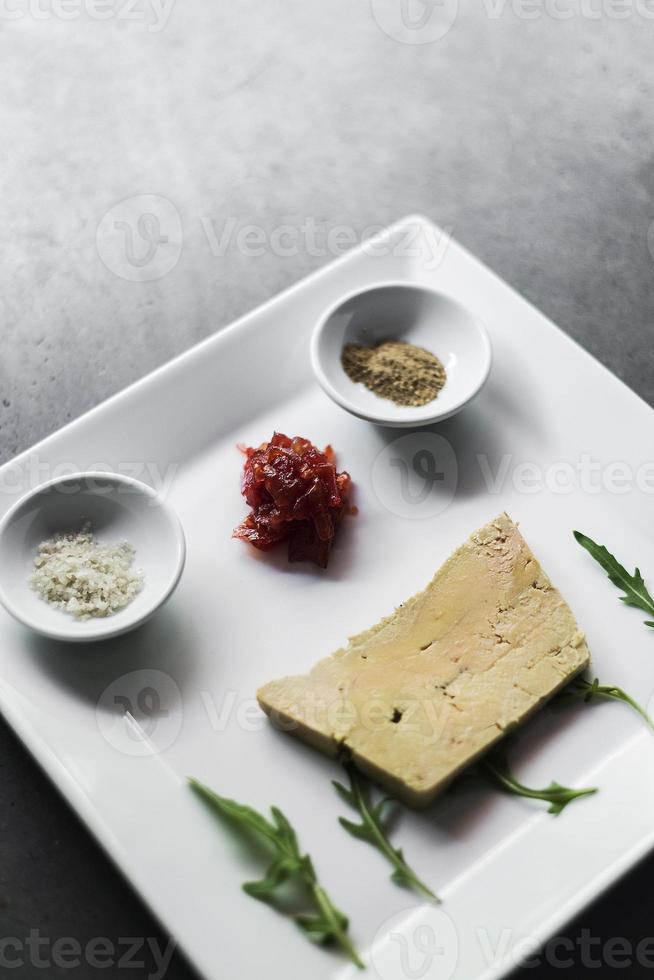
310, 283, 492, 427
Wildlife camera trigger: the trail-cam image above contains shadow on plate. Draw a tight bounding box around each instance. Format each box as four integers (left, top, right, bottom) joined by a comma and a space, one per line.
430, 698, 598, 838
367, 374, 545, 507
260, 691, 595, 848
22, 604, 197, 709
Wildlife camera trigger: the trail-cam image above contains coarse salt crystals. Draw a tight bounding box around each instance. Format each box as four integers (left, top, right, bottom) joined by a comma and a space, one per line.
30, 524, 143, 620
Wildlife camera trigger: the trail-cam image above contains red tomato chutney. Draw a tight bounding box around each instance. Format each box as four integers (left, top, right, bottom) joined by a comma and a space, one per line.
232, 432, 352, 568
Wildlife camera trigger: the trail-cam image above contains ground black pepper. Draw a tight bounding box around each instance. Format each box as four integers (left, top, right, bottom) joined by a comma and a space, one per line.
341, 339, 446, 407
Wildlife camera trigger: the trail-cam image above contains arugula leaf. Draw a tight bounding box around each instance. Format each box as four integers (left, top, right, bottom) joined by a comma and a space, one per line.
482, 751, 598, 815
189, 779, 363, 968
333, 764, 438, 902
574, 531, 654, 629
555, 676, 654, 731
296, 886, 351, 946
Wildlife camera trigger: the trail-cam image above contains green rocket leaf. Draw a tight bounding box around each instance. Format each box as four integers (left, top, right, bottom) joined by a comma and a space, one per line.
574, 531, 654, 629
555, 676, 654, 731
483, 751, 598, 816
190, 778, 363, 968
333, 764, 438, 901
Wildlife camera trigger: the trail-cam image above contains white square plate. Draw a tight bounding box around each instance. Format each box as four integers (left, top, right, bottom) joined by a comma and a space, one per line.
2, 215, 654, 980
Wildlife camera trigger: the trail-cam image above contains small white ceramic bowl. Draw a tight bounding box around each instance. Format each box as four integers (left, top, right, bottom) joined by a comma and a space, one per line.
310, 282, 492, 427
0, 472, 186, 642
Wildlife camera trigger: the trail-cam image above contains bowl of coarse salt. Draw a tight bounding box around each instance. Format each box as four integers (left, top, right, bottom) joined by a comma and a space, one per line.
0, 472, 186, 642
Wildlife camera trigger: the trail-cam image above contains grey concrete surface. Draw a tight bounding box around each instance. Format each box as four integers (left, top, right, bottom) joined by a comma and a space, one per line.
2, 1, 654, 977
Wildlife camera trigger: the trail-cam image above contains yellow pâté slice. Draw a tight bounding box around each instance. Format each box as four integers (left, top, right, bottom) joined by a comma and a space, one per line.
257, 514, 590, 808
